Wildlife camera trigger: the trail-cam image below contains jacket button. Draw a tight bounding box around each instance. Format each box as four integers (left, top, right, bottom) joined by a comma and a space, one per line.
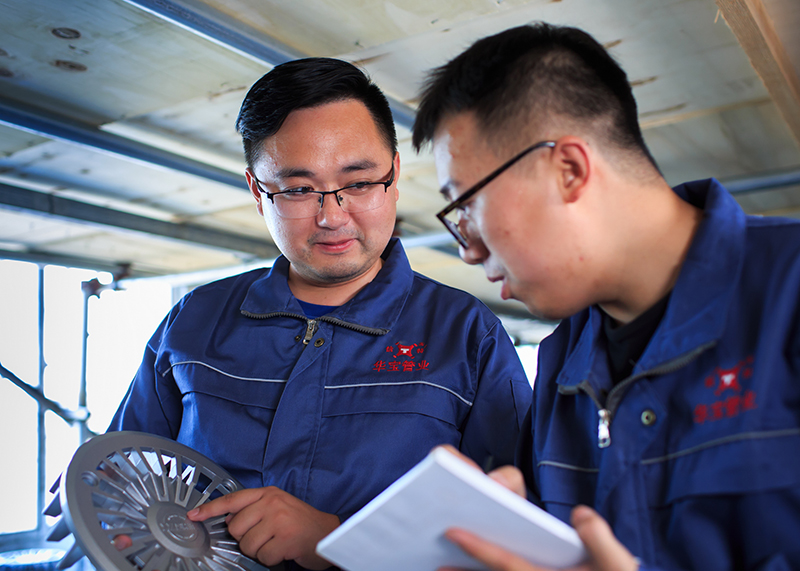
294, 335, 301, 342
314, 338, 325, 347
641, 410, 657, 426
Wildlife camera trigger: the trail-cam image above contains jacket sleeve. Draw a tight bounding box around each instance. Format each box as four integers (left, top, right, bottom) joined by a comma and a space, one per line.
458, 320, 532, 470
106, 313, 183, 438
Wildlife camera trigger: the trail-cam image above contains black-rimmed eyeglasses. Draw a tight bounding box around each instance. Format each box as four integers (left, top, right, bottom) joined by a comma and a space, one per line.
437, 141, 556, 248
253, 164, 395, 219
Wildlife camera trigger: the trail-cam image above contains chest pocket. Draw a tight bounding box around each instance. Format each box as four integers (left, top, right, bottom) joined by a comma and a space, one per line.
636, 429, 800, 568
309, 381, 473, 518
168, 360, 286, 487
322, 379, 471, 424
643, 428, 800, 506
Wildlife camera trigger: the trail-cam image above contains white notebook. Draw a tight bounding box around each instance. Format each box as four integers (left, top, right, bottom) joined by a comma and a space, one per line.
316, 448, 587, 571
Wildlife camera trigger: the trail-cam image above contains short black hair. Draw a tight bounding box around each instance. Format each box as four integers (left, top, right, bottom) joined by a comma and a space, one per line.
236, 58, 397, 169
412, 24, 658, 169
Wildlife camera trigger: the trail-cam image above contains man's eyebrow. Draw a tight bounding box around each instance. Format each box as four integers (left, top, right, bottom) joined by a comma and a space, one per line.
275, 160, 380, 180
341, 160, 379, 174
276, 166, 314, 180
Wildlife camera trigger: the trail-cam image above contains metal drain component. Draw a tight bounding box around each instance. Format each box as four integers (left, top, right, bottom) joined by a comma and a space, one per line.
44, 431, 278, 571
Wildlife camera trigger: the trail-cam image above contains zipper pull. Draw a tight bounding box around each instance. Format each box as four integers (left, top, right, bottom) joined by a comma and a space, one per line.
302, 319, 318, 345
598, 409, 611, 448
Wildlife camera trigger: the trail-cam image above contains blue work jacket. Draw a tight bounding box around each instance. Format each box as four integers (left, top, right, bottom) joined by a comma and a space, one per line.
110, 238, 530, 524
520, 179, 800, 570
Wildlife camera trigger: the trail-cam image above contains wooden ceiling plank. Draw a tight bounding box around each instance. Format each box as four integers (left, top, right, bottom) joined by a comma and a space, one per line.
639, 96, 772, 130
716, 0, 800, 147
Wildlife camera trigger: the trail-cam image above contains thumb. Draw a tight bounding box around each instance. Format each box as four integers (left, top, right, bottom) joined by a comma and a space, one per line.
487, 466, 526, 497
571, 506, 638, 571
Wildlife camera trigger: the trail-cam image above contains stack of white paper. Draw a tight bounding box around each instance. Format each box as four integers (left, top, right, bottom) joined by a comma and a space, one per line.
316, 448, 587, 571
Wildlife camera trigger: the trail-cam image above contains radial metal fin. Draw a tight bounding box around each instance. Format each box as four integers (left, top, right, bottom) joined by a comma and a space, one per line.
44, 492, 63, 517
46, 516, 71, 542
57, 541, 85, 570
50, 474, 62, 494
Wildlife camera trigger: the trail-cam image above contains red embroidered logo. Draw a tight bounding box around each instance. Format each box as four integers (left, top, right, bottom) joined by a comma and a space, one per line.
694, 356, 756, 424
396, 342, 417, 357
374, 342, 428, 372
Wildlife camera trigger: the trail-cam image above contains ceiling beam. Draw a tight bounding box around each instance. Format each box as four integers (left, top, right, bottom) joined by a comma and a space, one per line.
0, 182, 280, 259
0, 97, 247, 191
120, 0, 417, 129
722, 165, 800, 193
0, 247, 160, 277
716, 0, 800, 147
120, 0, 304, 66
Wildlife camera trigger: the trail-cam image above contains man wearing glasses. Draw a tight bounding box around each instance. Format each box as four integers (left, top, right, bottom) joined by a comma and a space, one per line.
109, 58, 530, 570
413, 23, 800, 571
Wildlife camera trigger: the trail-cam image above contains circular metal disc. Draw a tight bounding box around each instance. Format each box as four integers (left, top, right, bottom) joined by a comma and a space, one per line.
57, 431, 277, 571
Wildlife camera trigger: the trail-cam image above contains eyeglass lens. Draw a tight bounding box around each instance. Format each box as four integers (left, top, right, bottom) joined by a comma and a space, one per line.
440, 208, 469, 248
273, 184, 387, 219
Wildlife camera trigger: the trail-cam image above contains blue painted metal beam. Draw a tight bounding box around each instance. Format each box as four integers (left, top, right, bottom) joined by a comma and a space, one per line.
120, 0, 304, 66
721, 168, 800, 194
0, 247, 160, 277
0, 181, 279, 258
0, 97, 247, 191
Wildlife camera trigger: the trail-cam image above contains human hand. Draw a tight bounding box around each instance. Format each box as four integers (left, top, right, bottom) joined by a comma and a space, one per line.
440, 505, 638, 571
186, 486, 339, 570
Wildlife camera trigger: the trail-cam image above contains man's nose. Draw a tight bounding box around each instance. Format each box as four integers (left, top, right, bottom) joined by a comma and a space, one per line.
458, 219, 488, 265
460, 237, 489, 265
316, 192, 349, 227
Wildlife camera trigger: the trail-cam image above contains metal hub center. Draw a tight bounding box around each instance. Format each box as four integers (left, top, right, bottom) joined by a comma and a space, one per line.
147, 503, 210, 557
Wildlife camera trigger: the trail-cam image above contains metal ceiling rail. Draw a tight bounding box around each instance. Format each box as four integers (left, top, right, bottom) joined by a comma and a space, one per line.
120, 0, 304, 67
721, 167, 800, 194
0, 182, 280, 259
0, 247, 161, 277
120, 0, 418, 129
0, 97, 247, 191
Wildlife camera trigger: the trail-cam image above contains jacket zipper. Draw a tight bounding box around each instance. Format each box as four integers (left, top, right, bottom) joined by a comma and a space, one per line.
302, 319, 318, 345
571, 340, 717, 449
240, 309, 390, 337
598, 409, 612, 448
573, 381, 612, 448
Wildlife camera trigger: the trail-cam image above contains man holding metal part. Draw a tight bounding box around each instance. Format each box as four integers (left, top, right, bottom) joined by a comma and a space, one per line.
109, 58, 530, 570
413, 23, 800, 571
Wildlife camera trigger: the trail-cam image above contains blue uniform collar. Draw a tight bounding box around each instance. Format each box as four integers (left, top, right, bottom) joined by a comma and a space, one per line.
239, 237, 413, 333
557, 179, 745, 389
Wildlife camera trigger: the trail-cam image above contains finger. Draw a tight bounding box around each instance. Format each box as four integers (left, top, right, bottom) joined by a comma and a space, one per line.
445, 528, 544, 571
187, 488, 262, 521
225, 499, 272, 542
435, 445, 482, 471
255, 544, 284, 569
571, 506, 638, 571
112, 535, 133, 551
487, 466, 526, 497
240, 524, 279, 563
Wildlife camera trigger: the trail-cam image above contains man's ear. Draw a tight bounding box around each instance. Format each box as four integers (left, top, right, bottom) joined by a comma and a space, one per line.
552, 136, 591, 204
245, 168, 264, 216
391, 151, 401, 202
